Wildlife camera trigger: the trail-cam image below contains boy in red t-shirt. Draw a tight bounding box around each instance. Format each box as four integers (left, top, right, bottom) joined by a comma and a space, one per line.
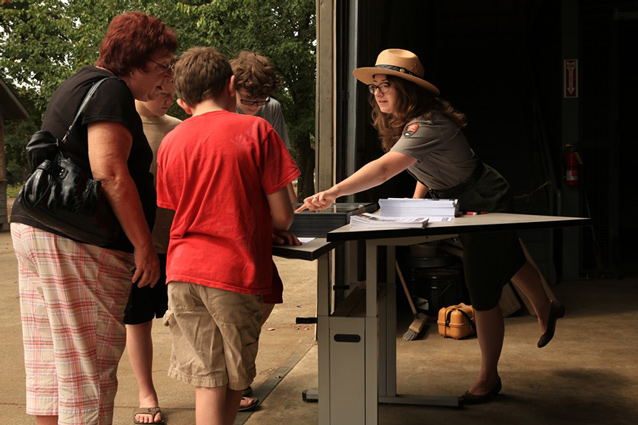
156, 46, 300, 425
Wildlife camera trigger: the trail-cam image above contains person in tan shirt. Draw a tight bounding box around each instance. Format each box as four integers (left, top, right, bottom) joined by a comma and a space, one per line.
126, 81, 181, 425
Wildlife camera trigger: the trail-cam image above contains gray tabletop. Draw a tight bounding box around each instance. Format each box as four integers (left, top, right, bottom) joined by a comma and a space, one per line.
326, 212, 589, 242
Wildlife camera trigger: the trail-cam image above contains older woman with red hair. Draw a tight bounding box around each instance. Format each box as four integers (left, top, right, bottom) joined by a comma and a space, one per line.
10, 11, 177, 425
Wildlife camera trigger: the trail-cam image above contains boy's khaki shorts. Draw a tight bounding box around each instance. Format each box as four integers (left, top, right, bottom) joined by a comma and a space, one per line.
164, 282, 262, 390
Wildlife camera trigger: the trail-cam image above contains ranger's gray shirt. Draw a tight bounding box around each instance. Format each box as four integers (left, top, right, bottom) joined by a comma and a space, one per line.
390, 112, 478, 190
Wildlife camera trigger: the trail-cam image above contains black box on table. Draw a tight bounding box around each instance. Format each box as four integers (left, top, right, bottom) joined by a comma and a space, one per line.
289, 202, 378, 237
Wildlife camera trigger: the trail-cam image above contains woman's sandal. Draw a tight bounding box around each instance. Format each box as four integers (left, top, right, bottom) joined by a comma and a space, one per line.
238, 396, 259, 412
133, 406, 165, 424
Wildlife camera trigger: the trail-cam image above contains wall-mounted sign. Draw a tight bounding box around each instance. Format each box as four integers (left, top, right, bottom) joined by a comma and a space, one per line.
564, 59, 578, 98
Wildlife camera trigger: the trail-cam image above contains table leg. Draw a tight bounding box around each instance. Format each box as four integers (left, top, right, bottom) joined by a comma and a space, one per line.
380, 246, 397, 397
375, 239, 462, 410
317, 252, 331, 424
365, 242, 379, 424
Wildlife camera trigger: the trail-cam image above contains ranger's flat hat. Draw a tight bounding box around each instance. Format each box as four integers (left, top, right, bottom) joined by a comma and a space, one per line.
353, 48, 440, 95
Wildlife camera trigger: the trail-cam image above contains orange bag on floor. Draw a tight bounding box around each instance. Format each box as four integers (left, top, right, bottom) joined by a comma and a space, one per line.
437, 303, 476, 339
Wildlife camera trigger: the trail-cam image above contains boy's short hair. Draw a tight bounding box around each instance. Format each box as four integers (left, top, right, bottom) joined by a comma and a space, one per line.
173, 46, 233, 107
230, 50, 281, 99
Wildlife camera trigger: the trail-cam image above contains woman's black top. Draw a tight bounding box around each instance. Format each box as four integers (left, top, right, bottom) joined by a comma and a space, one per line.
11, 66, 155, 253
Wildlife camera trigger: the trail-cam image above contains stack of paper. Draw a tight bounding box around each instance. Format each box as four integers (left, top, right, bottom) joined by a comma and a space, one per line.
378, 198, 459, 218
349, 213, 429, 229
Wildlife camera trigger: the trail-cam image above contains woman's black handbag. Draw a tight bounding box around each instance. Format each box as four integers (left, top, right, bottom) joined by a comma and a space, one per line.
17, 77, 122, 246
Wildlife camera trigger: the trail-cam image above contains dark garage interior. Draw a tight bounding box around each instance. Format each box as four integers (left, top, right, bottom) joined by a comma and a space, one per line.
332, 0, 638, 281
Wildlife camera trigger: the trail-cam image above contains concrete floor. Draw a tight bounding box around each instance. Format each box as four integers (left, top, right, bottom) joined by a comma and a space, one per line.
1, 228, 637, 425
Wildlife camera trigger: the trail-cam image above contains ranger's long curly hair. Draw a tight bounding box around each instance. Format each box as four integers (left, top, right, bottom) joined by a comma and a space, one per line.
370, 76, 467, 151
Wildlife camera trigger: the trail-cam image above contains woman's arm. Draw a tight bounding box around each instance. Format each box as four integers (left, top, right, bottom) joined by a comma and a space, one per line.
88, 121, 160, 288
413, 181, 429, 198
297, 151, 416, 211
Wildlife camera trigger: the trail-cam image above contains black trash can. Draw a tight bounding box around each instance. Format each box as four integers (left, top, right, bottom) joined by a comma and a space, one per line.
410, 267, 464, 317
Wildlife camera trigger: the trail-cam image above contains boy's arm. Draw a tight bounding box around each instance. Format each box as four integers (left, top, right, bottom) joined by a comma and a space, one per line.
267, 186, 295, 231
286, 183, 298, 203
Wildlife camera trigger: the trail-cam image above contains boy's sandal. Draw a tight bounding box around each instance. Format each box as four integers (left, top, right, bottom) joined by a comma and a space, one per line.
133, 407, 165, 424
238, 397, 259, 412
242, 385, 253, 397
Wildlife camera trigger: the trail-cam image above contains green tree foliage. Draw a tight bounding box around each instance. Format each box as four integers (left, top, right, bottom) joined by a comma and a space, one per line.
1, 0, 316, 198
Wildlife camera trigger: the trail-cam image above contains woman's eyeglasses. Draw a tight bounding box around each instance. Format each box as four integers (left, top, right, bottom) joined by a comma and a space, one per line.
149, 59, 175, 73
239, 96, 270, 107
368, 82, 391, 94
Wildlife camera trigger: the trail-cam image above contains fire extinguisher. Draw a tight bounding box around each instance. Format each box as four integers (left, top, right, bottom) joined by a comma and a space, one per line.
564, 144, 581, 186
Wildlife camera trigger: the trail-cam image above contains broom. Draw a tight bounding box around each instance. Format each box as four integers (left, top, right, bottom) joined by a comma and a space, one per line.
395, 261, 428, 341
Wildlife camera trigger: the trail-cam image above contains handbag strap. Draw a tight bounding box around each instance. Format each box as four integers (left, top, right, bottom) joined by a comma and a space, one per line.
61, 76, 119, 144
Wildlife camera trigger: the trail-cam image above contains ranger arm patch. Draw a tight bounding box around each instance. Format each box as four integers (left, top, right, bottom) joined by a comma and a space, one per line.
403, 123, 419, 138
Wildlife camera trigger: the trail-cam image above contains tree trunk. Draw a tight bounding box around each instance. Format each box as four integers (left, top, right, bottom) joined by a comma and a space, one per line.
293, 133, 315, 201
